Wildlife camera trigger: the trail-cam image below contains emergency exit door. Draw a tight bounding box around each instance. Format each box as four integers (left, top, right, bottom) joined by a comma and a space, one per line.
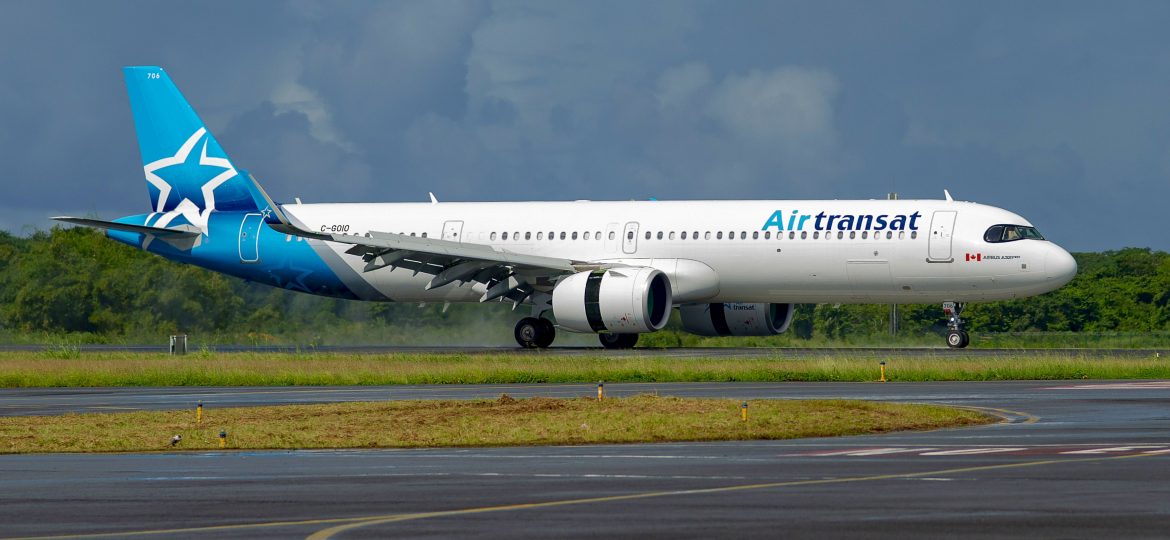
928, 211, 957, 262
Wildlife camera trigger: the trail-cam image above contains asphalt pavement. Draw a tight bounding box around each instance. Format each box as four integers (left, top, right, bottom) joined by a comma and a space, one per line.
2, 380, 1169, 539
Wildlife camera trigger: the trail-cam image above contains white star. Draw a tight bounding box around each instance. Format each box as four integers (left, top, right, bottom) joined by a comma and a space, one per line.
141, 128, 239, 238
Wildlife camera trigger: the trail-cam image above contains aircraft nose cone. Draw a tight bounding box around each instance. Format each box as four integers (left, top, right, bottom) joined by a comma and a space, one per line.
1045, 245, 1078, 285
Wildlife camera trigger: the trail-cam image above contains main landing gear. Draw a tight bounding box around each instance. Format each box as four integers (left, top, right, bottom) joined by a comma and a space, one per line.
514, 317, 556, 349
943, 301, 970, 349
599, 333, 638, 349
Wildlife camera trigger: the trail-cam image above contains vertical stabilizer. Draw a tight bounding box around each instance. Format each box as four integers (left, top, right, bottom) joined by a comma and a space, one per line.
123, 66, 257, 213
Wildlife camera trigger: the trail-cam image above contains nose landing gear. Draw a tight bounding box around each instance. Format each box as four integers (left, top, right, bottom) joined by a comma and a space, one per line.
514, 317, 556, 348
943, 301, 969, 348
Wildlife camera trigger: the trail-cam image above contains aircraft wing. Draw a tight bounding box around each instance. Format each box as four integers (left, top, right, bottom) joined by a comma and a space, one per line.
242, 171, 588, 303
270, 217, 586, 304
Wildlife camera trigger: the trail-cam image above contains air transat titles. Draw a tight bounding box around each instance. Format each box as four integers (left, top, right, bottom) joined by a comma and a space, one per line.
761, 210, 922, 232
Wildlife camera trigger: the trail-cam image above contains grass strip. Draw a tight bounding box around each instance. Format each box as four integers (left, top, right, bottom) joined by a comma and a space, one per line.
0, 396, 991, 453
0, 351, 1169, 387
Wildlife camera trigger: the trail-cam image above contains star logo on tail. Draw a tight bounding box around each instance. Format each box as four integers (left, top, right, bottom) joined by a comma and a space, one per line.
142, 128, 238, 237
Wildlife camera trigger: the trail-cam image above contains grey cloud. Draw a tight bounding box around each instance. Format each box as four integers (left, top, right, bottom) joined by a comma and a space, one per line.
2, 0, 1169, 252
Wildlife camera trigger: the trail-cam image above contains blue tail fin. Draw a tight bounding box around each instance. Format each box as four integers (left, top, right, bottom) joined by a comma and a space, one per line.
124, 66, 257, 213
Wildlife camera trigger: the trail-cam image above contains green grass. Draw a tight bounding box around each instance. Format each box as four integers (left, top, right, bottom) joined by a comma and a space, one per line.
0, 351, 1167, 387
0, 396, 992, 453
8, 327, 1170, 350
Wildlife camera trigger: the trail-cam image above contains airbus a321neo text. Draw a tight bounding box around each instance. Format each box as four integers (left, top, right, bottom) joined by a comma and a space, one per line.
57, 67, 1078, 349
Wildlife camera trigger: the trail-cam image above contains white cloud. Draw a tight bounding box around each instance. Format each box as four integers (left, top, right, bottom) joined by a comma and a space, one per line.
271, 81, 354, 152
707, 66, 840, 151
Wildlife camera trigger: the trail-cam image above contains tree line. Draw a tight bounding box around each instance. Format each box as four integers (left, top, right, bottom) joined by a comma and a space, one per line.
2, 226, 1168, 345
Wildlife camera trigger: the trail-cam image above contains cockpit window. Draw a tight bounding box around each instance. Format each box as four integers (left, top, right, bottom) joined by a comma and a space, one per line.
984, 224, 1044, 243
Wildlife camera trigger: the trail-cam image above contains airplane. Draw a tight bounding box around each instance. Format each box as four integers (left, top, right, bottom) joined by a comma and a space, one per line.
55, 67, 1078, 349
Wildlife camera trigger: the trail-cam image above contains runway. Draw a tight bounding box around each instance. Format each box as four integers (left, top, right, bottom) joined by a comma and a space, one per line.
2, 381, 1170, 538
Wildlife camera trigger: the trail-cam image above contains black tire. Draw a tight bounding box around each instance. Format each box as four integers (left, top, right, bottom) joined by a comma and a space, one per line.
514, 317, 541, 348
599, 333, 638, 349
535, 318, 556, 348
959, 330, 971, 348
946, 330, 966, 349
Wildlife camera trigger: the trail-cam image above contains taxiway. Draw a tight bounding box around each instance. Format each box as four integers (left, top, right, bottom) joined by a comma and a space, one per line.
2, 380, 1169, 538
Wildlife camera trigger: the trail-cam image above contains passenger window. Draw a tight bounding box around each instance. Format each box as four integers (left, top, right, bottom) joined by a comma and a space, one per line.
800, 231, 807, 239
717, 232, 723, 240
789, 231, 795, 239
728, 231, 734, 240
861, 231, 868, 239
595, 231, 601, 239
610, 231, 617, 240
739, 231, 746, 240
572, 232, 578, 240
813, 231, 820, 239
490, 232, 497, 241
752, 231, 759, 240
705, 231, 711, 240
657, 231, 663, 240
422, 232, 428, 238
549, 231, 555, 239
849, 231, 856, 239
898, 231, 905, 239
514, 232, 519, 240
584, 231, 590, 240
537, 232, 544, 240
560, 232, 567, 240
764, 231, 770, 239
645, 231, 652, 240
837, 231, 843, 239
669, 232, 676, 240
693, 231, 698, 239
525, 232, 531, 240
681, 231, 688, 240
911, 231, 918, 239
627, 231, 633, 240
886, 231, 892, 240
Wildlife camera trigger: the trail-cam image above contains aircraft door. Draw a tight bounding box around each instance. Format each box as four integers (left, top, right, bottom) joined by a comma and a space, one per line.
239, 213, 263, 263
927, 211, 957, 262
604, 222, 620, 254
443, 220, 464, 242
622, 222, 640, 254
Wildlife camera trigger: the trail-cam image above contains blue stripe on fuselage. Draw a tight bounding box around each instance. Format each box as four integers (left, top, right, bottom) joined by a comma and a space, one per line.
106, 213, 358, 299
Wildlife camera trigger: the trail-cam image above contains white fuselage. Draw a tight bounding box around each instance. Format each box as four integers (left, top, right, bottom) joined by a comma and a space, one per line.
281, 198, 1077, 305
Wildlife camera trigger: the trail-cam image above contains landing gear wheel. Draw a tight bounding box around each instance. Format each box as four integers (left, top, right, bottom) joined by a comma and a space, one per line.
599, 333, 638, 349
514, 317, 541, 348
942, 301, 970, 349
535, 318, 556, 348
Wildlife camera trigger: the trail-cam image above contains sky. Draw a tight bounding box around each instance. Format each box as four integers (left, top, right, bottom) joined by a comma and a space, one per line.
1, 0, 1168, 252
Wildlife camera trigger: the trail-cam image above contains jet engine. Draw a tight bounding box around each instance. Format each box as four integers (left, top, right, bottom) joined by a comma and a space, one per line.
552, 268, 673, 333
679, 302, 794, 336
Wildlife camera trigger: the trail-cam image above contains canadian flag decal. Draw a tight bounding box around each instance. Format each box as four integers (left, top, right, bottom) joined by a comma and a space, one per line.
965, 253, 982, 262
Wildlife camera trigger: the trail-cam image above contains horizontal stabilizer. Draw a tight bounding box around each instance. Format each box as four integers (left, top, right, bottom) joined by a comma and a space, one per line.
52, 216, 200, 238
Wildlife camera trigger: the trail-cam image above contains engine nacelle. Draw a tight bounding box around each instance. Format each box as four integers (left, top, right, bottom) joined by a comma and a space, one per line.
552, 267, 673, 333
679, 302, 794, 336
